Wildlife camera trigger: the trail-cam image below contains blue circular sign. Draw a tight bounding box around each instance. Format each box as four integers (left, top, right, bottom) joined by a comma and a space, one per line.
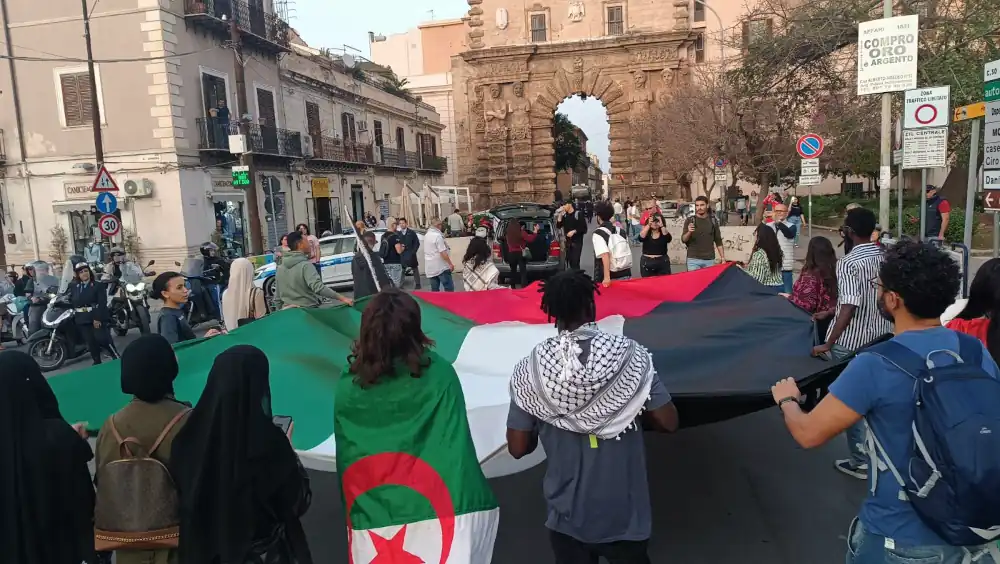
95, 192, 118, 215
796, 134, 824, 159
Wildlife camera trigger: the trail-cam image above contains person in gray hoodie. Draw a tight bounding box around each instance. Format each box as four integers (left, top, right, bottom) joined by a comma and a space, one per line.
273, 230, 352, 310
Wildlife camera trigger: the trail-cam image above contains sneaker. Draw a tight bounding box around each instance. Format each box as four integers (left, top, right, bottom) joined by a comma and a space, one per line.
834, 459, 869, 480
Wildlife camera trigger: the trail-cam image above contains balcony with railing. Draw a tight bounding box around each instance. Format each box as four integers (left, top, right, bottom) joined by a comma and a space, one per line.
196, 118, 303, 158
311, 135, 374, 165
184, 0, 290, 53
419, 154, 448, 173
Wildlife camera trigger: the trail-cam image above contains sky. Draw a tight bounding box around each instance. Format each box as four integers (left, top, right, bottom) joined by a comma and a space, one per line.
291, 0, 610, 171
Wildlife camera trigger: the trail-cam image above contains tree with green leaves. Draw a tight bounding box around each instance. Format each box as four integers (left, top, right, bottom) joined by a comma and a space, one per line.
553, 112, 585, 172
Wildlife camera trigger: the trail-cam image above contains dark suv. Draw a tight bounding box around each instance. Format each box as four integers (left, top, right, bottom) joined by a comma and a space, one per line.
489, 203, 563, 284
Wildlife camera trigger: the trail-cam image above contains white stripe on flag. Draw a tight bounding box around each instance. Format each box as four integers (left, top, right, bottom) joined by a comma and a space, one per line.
350, 508, 500, 564
299, 316, 627, 475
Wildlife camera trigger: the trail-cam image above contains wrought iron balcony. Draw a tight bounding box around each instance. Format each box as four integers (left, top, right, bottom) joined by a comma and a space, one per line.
311, 135, 374, 165
184, 0, 290, 54
196, 118, 303, 158
419, 154, 447, 172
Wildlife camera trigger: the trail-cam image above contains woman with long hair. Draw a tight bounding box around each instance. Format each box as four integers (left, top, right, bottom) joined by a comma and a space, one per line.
221, 258, 267, 331
740, 224, 784, 288
462, 232, 503, 290
505, 221, 539, 289
171, 345, 312, 564
786, 236, 838, 338
947, 258, 1000, 363
0, 351, 95, 564
334, 290, 496, 562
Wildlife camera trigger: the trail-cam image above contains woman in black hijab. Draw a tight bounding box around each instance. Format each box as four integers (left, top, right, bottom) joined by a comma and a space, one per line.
0, 351, 95, 564
171, 345, 312, 564
95, 334, 191, 564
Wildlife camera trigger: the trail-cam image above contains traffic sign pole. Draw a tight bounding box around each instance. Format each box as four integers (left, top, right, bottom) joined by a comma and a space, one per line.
965, 118, 981, 249
919, 169, 928, 241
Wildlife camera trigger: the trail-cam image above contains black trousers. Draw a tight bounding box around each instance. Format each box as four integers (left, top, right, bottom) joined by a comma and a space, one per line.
549, 530, 651, 564
565, 239, 583, 270
77, 322, 119, 365
640, 255, 671, 277
508, 251, 527, 288
405, 260, 421, 289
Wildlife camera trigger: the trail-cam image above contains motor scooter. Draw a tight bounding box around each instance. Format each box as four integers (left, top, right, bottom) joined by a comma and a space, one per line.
0, 294, 29, 345
177, 258, 224, 327
105, 260, 156, 336
26, 289, 106, 372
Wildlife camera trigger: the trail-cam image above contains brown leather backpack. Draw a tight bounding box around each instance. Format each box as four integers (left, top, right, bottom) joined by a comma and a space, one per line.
94, 408, 190, 552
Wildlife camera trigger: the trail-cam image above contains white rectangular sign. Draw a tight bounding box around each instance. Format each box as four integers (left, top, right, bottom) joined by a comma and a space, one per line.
800, 158, 819, 167
902, 127, 947, 169
857, 15, 919, 96
892, 148, 903, 164
714, 172, 727, 182
801, 164, 819, 174
799, 175, 821, 186
988, 101, 1000, 125
904, 86, 950, 128
985, 142, 1000, 170
986, 171, 1000, 190
986, 59, 1000, 82
987, 122, 1000, 146
880, 165, 892, 192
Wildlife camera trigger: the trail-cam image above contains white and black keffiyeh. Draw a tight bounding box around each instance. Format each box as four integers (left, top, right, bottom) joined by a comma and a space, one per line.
510, 323, 656, 440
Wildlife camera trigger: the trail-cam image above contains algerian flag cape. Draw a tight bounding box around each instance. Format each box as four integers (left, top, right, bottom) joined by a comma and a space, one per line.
335, 357, 498, 563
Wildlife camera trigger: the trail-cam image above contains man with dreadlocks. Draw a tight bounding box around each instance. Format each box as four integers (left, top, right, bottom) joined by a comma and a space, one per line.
506, 270, 679, 564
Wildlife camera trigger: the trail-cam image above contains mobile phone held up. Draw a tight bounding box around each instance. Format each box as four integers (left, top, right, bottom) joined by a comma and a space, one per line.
272, 415, 293, 435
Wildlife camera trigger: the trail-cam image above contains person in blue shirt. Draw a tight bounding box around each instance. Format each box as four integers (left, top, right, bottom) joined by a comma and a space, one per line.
770, 240, 1000, 564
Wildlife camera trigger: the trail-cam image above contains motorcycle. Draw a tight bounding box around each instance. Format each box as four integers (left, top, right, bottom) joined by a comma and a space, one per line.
104, 260, 156, 336
27, 289, 107, 372
178, 257, 225, 327
0, 294, 29, 345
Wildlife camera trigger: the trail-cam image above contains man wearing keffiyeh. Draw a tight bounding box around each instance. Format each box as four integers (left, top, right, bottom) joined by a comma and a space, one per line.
505, 270, 679, 564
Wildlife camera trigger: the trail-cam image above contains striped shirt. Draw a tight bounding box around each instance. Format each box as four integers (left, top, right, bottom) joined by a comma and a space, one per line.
741, 248, 783, 287
825, 243, 893, 351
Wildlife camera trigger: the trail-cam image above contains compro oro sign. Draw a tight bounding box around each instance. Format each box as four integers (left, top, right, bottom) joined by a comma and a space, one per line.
857, 15, 919, 96
904, 86, 950, 129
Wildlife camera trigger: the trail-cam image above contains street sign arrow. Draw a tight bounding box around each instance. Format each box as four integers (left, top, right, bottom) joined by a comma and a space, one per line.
95, 192, 118, 215
91, 165, 119, 192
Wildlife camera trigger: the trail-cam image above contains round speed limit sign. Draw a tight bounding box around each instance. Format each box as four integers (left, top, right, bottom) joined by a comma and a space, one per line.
98, 214, 121, 237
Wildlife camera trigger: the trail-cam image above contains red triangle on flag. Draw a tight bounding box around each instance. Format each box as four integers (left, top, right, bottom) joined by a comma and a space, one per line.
92, 165, 119, 192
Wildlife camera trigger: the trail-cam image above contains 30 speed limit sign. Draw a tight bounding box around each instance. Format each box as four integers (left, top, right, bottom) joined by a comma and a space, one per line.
98, 214, 121, 237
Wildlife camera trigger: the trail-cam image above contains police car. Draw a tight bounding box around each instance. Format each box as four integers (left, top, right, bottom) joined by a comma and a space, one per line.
253, 229, 423, 299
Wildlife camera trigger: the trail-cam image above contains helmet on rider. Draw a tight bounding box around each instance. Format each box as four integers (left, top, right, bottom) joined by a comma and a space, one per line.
200, 242, 219, 259
110, 247, 126, 263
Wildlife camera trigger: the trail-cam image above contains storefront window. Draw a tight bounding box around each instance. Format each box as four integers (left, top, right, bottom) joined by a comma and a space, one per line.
68, 210, 99, 256
214, 200, 247, 258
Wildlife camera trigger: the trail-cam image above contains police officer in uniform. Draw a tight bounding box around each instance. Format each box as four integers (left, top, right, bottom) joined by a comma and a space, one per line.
67, 262, 118, 365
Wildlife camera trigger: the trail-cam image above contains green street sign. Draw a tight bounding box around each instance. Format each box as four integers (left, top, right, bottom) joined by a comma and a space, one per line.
985, 80, 1000, 102
231, 165, 250, 187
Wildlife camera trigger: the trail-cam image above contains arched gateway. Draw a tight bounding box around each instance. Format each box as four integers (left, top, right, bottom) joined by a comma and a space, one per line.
451, 0, 701, 208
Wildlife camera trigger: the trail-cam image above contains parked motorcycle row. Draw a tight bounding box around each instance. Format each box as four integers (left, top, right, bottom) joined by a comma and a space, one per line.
19, 245, 232, 372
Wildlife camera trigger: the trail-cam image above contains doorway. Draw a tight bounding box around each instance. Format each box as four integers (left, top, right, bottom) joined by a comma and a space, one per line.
256, 88, 278, 154
350, 185, 365, 223
314, 197, 333, 235
213, 199, 247, 257
202, 73, 229, 148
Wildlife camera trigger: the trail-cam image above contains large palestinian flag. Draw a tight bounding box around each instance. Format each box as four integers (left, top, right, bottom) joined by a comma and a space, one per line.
49, 264, 845, 478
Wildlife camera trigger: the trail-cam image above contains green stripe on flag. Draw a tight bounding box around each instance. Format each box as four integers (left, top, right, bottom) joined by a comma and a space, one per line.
48, 299, 478, 452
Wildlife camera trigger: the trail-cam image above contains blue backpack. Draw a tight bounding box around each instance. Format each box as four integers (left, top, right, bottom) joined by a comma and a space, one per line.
866, 333, 1000, 547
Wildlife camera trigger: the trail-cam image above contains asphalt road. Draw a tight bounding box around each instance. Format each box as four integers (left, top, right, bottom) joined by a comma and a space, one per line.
62, 218, 969, 562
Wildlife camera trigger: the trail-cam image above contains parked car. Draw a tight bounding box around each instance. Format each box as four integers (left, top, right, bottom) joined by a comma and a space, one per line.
488, 203, 563, 284
657, 200, 681, 219
253, 229, 425, 299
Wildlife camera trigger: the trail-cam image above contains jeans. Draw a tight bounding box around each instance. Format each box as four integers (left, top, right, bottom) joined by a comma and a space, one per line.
549, 530, 651, 564
846, 517, 999, 564
384, 263, 403, 287
782, 270, 794, 294
787, 215, 802, 244
429, 269, 454, 292
630, 223, 641, 242
687, 258, 716, 271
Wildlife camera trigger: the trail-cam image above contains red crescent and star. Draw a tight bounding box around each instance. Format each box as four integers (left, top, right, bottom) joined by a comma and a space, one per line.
342, 452, 456, 564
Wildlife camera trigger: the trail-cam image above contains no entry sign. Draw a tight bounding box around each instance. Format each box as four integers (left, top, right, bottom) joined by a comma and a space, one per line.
904, 86, 950, 129
796, 134, 824, 159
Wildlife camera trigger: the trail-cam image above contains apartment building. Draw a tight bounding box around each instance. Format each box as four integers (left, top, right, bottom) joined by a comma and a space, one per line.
0, 0, 445, 266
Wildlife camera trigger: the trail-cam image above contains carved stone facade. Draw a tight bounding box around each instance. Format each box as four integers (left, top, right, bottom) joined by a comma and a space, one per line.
453, 19, 700, 207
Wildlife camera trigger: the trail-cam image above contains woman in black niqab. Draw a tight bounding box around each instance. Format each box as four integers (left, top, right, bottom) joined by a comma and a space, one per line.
0, 351, 95, 564
171, 345, 312, 564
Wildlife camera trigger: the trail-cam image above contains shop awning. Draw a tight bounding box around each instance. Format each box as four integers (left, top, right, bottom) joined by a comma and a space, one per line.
52, 200, 96, 213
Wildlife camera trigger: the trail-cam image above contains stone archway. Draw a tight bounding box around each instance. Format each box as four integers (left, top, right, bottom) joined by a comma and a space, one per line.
452, 22, 700, 208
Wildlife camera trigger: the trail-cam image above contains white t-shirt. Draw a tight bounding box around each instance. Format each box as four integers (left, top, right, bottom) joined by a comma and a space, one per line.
613, 202, 624, 216
628, 205, 640, 224
422, 228, 451, 278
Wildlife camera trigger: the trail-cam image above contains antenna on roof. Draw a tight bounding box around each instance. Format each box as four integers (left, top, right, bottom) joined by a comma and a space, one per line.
342, 54, 356, 68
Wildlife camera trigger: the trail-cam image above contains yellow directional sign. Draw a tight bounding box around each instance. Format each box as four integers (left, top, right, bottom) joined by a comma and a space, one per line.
954, 102, 986, 122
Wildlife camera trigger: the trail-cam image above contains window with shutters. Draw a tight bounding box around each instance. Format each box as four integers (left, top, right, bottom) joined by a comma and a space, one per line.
305, 101, 321, 136
607, 6, 624, 35
56, 68, 103, 128
530, 13, 547, 43
373, 120, 384, 147
341, 112, 357, 141
742, 18, 773, 50
695, 33, 706, 63
419, 134, 437, 156
396, 127, 406, 151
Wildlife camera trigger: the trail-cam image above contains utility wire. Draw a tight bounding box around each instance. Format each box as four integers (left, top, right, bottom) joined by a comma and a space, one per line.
0, 41, 220, 64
